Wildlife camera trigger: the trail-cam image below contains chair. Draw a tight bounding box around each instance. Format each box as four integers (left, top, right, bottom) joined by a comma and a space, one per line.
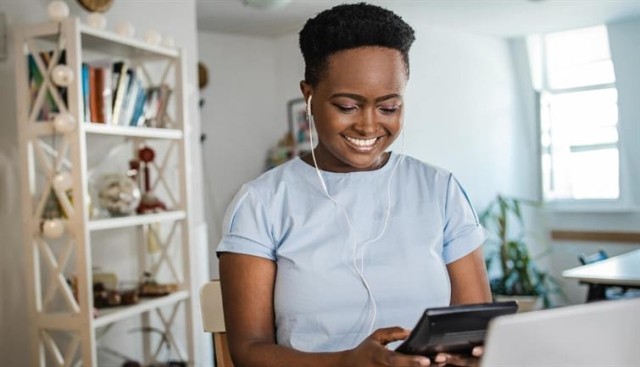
200, 280, 234, 367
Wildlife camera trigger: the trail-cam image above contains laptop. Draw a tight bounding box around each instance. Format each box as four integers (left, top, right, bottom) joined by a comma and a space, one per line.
481, 297, 640, 367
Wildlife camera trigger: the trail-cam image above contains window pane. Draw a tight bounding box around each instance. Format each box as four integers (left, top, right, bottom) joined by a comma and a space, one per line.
544, 25, 615, 89
548, 60, 615, 89
569, 149, 619, 200
545, 148, 619, 201
547, 88, 619, 147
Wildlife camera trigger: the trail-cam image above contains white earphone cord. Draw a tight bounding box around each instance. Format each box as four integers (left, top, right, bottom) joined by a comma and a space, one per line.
306, 95, 405, 337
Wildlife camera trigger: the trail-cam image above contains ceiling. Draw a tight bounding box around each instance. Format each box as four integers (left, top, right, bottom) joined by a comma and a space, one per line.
196, 0, 640, 38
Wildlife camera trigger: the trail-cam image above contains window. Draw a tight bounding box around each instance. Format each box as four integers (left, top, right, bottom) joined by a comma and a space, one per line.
529, 26, 620, 202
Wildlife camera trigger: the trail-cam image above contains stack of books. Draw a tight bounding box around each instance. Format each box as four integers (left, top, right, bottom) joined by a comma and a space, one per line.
81, 60, 172, 127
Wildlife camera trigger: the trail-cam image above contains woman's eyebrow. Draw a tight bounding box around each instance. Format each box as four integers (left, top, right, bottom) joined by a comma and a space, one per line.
329, 93, 402, 102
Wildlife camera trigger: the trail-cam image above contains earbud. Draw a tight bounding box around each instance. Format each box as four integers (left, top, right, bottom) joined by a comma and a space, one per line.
306, 95, 312, 119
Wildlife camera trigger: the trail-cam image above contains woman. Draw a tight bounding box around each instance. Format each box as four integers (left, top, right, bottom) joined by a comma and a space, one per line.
217, 3, 491, 366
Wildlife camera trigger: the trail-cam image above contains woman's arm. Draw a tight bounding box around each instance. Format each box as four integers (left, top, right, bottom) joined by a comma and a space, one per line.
219, 253, 431, 367
446, 247, 492, 305
435, 247, 492, 367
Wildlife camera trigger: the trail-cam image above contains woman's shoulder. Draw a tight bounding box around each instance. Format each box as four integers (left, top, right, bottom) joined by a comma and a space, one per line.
239, 158, 306, 200
397, 154, 453, 181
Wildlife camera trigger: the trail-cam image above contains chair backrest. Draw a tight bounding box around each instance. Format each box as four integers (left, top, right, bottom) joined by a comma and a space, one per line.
578, 249, 608, 265
200, 280, 234, 367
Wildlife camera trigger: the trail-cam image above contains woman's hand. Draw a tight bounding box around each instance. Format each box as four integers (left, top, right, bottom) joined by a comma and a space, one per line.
344, 327, 431, 366
433, 346, 483, 367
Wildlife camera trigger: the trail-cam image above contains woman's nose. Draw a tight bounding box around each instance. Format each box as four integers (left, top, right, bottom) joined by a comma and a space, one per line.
353, 107, 377, 135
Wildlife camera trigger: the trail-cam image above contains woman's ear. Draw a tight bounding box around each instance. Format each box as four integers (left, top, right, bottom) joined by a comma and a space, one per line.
299, 81, 313, 105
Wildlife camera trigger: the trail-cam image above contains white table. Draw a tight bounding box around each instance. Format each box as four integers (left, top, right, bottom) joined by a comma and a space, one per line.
562, 249, 640, 301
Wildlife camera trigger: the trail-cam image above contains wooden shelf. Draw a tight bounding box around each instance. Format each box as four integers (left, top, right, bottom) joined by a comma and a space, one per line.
551, 230, 640, 244
80, 23, 179, 59
84, 123, 183, 139
93, 290, 189, 329
88, 211, 186, 231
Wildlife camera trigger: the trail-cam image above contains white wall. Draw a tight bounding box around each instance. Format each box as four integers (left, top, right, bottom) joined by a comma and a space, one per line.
400, 23, 536, 208
198, 31, 282, 277
0, 1, 210, 365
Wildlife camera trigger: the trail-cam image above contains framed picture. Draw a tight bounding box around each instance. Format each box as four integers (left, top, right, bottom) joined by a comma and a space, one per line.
287, 97, 311, 155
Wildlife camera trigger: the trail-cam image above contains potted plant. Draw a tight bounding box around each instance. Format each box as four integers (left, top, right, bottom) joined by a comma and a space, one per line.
479, 195, 558, 310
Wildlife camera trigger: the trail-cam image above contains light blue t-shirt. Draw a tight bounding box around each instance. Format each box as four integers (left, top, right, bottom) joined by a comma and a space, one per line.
217, 153, 486, 353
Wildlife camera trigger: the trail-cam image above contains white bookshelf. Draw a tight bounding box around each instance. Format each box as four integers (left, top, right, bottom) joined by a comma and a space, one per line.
14, 18, 196, 366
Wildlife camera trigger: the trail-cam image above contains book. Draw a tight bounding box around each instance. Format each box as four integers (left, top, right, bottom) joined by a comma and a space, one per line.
81, 63, 90, 122
111, 61, 129, 126
120, 73, 141, 126
89, 66, 100, 123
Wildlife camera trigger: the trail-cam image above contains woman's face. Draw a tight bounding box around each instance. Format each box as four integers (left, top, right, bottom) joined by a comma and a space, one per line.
301, 47, 408, 173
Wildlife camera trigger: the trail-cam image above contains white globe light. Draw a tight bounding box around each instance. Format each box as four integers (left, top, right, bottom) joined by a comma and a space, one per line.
242, 0, 292, 9
51, 64, 74, 87
115, 21, 136, 37
47, 1, 70, 21
42, 218, 65, 239
53, 113, 76, 133
144, 30, 162, 46
86, 12, 107, 30
161, 36, 175, 48
53, 172, 73, 192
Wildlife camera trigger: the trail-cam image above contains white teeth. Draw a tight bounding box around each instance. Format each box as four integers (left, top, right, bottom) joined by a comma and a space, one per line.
344, 136, 377, 147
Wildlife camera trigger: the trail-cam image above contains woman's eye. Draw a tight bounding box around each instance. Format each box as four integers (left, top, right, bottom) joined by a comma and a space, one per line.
379, 106, 400, 114
335, 105, 358, 113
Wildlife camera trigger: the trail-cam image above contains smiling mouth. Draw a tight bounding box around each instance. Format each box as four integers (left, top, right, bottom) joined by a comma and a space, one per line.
343, 135, 380, 150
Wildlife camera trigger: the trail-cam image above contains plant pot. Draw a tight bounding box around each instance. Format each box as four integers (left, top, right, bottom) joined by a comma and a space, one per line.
494, 295, 542, 312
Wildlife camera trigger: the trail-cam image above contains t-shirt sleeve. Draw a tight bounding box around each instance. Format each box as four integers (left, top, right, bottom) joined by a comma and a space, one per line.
442, 174, 487, 264
216, 184, 276, 261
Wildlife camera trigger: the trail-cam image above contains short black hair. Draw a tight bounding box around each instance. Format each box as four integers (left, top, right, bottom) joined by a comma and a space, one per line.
299, 2, 416, 86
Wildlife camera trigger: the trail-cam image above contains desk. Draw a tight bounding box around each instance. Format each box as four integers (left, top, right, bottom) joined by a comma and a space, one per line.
562, 249, 640, 301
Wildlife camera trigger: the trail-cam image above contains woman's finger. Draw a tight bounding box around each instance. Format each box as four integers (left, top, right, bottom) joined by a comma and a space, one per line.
371, 327, 411, 345
434, 352, 479, 367
472, 346, 484, 357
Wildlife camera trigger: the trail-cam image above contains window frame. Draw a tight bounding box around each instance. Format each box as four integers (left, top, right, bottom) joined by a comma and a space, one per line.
533, 26, 633, 212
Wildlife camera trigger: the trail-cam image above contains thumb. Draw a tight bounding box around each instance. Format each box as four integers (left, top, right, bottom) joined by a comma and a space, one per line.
371, 327, 411, 345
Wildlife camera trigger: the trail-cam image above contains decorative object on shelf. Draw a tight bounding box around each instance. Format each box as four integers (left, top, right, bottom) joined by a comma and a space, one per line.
288, 97, 312, 156
143, 29, 162, 46
265, 132, 295, 170
41, 186, 68, 238
96, 173, 142, 216
115, 21, 135, 37
136, 146, 167, 214
139, 272, 177, 297
75, 0, 114, 13
85, 12, 107, 30
42, 217, 66, 239
51, 64, 74, 87
47, 1, 70, 21
53, 112, 76, 133
198, 62, 208, 90
53, 171, 73, 192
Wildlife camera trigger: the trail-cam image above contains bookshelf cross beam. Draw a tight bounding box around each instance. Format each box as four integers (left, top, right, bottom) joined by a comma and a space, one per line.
148, 221, 181, 283
41, 329, 80, 367
150, 141, 178, 208
37, 237, 80, 313
26, 37, 69, 123
151, 302, 186, 362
